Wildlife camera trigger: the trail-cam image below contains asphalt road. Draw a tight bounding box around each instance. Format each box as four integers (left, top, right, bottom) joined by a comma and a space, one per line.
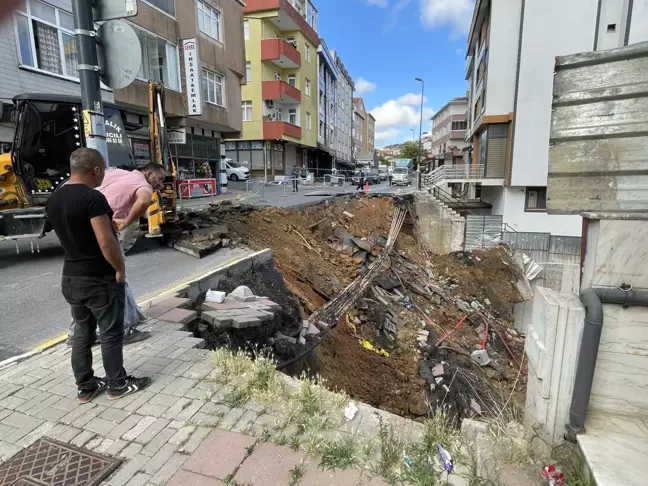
0, 179, 402, 361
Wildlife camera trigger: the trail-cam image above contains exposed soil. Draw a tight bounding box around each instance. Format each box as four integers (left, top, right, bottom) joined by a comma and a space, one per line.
187, 195, 529, 421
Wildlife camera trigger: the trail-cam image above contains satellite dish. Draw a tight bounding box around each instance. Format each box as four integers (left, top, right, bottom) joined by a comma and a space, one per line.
97, 20, 141, 89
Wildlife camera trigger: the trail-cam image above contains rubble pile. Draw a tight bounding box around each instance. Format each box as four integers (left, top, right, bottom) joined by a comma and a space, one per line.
183, 196, 530, 422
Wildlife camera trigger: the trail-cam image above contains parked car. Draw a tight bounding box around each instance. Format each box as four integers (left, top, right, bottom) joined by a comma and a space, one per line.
378, 168, 388, 181
367, 171, 381, 184
350, 170, 378, 185
224, 158, 250, 181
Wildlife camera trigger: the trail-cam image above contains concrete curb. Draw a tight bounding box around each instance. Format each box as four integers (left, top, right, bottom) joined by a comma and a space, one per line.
0, 249, 274, 370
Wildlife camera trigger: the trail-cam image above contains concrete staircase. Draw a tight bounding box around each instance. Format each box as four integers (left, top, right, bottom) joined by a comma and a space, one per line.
413, 192, 465, 254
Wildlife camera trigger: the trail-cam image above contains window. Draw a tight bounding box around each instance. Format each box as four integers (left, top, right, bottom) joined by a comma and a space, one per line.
202, 69, 225, 106
197, 1, 222, 42
287, 74, 296, 87
243, 19, 250, 40
134, 26, 180, 90
451, 121, 468, 131
15, 0, 78, 78
289, 108, 297, 125
143, 0, 175, 16
242, 101, 253, 121
246, 62, 251, 82
274, 71, 281, 81
286, 36, 297, 48
306, 112, 311, 130
305, 78, 311, 96
305, 44, 311, 63
525, 187, 547, 211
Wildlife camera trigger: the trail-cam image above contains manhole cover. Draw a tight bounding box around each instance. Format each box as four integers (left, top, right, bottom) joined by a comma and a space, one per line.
0, 438, 121, 486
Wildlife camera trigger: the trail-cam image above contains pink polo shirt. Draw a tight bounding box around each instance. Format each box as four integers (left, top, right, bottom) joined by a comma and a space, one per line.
98, 169, 153, 219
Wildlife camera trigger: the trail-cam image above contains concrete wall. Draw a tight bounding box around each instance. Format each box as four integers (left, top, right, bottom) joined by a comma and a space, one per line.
483, 0, 521, 117
510, 0, 598, 187
629, 0, 648, 44
525, 287, 585, 446
414, 193, 465, 255
581, 217, 648, 417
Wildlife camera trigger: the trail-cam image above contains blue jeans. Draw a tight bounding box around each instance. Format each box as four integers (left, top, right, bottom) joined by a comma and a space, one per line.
62, 276, 128, 390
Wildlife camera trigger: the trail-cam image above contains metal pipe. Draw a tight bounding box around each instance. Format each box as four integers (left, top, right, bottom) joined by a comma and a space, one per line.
566, 286, 648, 442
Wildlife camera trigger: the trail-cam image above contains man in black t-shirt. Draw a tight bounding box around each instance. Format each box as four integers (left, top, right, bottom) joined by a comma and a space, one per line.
46, 148, 151, 403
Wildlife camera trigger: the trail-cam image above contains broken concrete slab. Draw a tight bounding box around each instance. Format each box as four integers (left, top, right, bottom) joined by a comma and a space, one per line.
352, 238, 372, 252
229, 286, 255, 302
433, 364, 445, 377
202, 301, 250, 311
231, 315, 261, 329
202, 311, 233, 329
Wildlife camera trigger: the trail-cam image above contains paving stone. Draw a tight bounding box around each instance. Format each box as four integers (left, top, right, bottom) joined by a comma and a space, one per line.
26, 367, 53, 379
219, 407, 246, 431
16, 421, 55, 448
85, 436, 105, 451
13, 387, 41, 401
231, 410, 260, 434
124, 472, 151, 486
46, 424, 82, 443
104, 390, 140, 410
136, 363, 165, 374
50, 397, 78, 413
108, 413, 145, 440
70, 430, 96, 447
0, 408, 13, 421
143, 374, 176, 393
177, 337, 205, 349
93, 438, 118, 454
0, 440, 22, 462
191, 412, 221, 427
118, 441, 144, 459
123, 391, 155, 412
99, 407, 131, 423
142, 427, 177, 457
86, 417, 117, 436
300, 458, 364, 485
178, 425, 211, 454
72, 405, 106, 428
105, 439, 128, 456
234, 442, 306, 485
60, 402, 96, 425
143, 443, 177, 475
167, 470, 225, 486
134, 418, 170, 445
122, 416, 158, 441
159, 360, 189, 375
183, 429, 256, 480
24, 393, 60, 416
0, 384, 21, 400
156, 297, 190, 308
136, 403, 169, 417
149, 452, 187, 485
145, 305, 175, 319
162, 377, 193, 396
2, 395, 26, 411
35, 406, 68, 422
169, 425, 196, 445
107, 453, 149, 486
231, 315, 261, 329
157, 308, 197, 324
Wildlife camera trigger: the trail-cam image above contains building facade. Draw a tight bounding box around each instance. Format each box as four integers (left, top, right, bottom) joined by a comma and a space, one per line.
1, 0, 246, 189
315, 38, 339, 175
352, 97, 366, 159
229, 0, 319, 176
366, 113, 375, 153
461, 0, 648, 236
330, 50, 354, 168
430, 97, 469, 167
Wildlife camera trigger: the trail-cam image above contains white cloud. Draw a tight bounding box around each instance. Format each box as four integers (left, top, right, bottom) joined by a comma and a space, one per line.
384, 0, 412, 32
355, 77, 377, 94
398, 93, 428, 106
375, 128, 401, 141
365, 0, 389, 7
370, 99, 435, 130
420, 0, 475, 36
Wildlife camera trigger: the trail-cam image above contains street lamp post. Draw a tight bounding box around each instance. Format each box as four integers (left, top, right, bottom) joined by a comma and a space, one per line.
415, 77, 424, 189
410, 128, 415, 142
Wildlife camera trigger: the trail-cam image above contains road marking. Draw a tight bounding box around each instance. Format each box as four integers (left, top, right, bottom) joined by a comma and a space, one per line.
30, 254, 246, 353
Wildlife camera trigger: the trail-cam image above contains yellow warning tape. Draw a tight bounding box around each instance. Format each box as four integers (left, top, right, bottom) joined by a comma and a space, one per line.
359, 339, 389, 358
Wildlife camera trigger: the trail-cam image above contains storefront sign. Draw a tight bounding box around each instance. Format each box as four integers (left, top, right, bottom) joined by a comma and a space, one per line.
225, 141, 236, 150
178, 178, 216, 199
168, 126, 187, 144
251, 141, 264, 150
105, 108, 133, 168
183, 39, 202, 116
131, 139, 150, 158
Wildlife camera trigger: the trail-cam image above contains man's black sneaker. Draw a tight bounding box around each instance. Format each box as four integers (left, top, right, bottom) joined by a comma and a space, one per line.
76, 377, 107, 403
107, 376, 152, 400
123, 329, 151, 345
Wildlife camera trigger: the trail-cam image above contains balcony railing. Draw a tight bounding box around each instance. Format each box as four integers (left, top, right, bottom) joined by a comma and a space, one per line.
262, 80, 301, 103
263, 121, 301, 139
261, 38, 301, 68
421, 164, 486, 189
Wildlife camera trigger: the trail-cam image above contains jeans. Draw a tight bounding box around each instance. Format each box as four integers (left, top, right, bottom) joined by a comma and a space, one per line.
292, 178, 299, 192
62, 275, 128, 390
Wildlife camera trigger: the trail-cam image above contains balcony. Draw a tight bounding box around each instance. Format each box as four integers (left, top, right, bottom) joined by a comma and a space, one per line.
244, 0, 319, 46
261, 39, 301, 69
262, 80, 301, 103
264, 121, 301, 139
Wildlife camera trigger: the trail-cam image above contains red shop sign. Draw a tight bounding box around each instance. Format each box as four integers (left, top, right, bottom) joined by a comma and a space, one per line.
178, 178, 217, 198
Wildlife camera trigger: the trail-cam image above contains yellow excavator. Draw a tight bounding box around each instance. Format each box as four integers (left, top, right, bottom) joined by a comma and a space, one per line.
0, 81, 177, 253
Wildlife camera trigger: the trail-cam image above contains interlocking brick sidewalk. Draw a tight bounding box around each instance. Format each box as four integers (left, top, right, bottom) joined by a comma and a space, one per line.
0, 299, 416, 485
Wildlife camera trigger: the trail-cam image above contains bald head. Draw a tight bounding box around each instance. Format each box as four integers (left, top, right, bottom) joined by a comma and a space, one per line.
69, 148, 106, 188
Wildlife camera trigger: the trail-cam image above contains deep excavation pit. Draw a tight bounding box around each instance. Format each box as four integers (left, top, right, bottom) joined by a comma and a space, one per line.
180, 195, 529, 422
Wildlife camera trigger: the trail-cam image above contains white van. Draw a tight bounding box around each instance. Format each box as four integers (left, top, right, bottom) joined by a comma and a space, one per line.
224, 158, 250, 181
391, 166, 410, 186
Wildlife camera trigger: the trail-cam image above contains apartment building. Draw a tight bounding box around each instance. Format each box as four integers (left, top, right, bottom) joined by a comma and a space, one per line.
228, 0, 319, 176
330, 50, 354, 168
315, 38, 339, 174
460, 0, 648, 236
352, 97, 366, 158
366, 113, 375, 153
0, 0, 247, 187
430, 97, 469, 168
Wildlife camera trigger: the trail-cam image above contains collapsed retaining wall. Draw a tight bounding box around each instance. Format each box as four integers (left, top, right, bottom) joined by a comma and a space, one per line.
413, 192, 465, 254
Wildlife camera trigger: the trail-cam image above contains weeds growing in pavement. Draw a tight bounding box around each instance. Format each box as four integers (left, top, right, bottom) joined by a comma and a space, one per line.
319, 435, 363, 470
288, 464, 305, 486
552, 443, 595, 486
375, 414, 404, 482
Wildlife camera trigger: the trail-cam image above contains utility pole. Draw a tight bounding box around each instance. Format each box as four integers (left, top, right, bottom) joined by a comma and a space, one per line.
72, 0, 108, 166
415, 77, 425, 189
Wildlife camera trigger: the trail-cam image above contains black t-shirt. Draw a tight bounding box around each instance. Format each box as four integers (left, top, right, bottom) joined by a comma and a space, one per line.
46, 184, 116, 277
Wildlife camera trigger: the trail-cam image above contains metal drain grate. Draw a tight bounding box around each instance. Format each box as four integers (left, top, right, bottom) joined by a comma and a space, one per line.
0, 438, 122, 486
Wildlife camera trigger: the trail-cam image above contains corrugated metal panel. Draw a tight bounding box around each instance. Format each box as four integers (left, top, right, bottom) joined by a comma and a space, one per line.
502, 232, 581, 263
486, 138, 507, 178
465, 215, 503, 250
548, 41, 648, 214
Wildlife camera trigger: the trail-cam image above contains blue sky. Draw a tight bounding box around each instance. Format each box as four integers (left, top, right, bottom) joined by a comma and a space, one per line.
317, 0, 475, 146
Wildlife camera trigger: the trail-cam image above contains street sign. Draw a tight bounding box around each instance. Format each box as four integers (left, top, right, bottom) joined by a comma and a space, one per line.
96, 20, 141, 89
168, 127, 187, 144
182, 39, 203, 116
94, 0, 138, 21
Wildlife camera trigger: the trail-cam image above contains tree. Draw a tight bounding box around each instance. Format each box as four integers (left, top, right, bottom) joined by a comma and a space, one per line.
398, 141, 429, 170
378, 153, 391, 166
